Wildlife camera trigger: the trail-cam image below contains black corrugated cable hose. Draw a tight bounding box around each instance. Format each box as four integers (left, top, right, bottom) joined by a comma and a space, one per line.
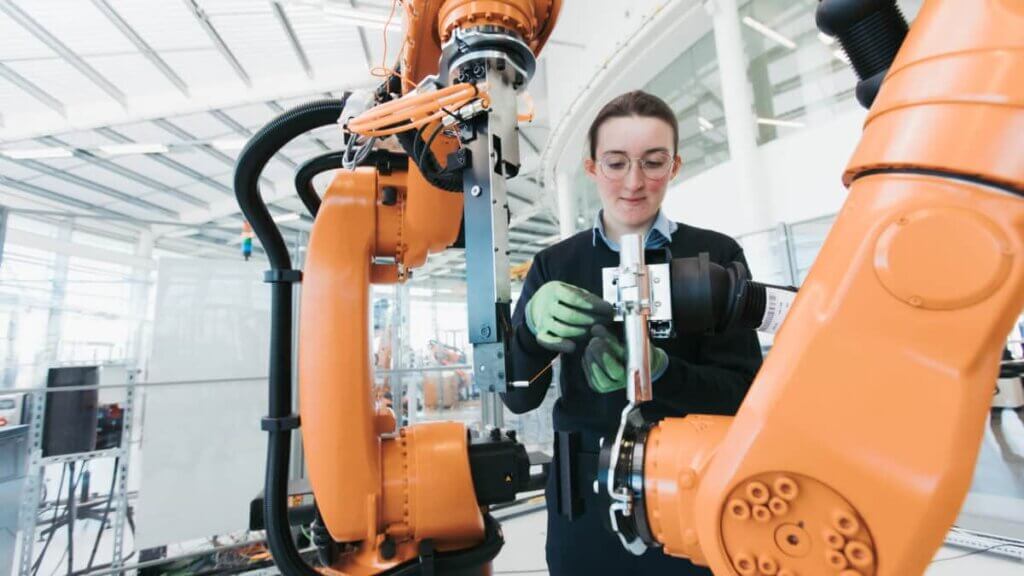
235, 96, 351, 576
294, 150, 410, 218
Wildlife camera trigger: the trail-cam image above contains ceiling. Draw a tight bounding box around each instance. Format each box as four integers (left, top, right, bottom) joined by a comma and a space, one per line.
0, 0, 566, 279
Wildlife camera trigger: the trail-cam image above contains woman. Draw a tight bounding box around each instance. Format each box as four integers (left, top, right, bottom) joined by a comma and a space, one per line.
503, 90, 763, 575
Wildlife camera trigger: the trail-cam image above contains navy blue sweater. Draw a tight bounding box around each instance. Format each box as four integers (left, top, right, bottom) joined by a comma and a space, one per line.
502, 222, 763, 447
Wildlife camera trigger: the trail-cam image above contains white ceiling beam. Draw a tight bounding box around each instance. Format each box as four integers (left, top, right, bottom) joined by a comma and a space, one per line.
0, 78, 364, 142
91, 0, 191, 97
5, 156, 178, 218
0, 62, 67, 117
6, 228, 155, 269
0, 174, 126, 218
347, 0, 375, 72
96, 126, 234, 195
149, 119, 235, 167
182, 0, 252, 88
40, 135, 209, 208
0, 0, 127, 108
210, 109, 299, 168
177, 175, 298, 225
271, 1, 314, 80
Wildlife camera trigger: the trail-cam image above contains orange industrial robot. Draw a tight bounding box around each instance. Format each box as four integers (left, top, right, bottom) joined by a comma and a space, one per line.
232, 0, 1023, 575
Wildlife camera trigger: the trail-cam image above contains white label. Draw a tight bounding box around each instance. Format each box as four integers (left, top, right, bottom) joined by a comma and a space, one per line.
758, 287, 797, 334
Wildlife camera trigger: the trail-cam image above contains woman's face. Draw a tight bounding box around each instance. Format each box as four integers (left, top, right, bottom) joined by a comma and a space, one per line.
584, 115, 681, 231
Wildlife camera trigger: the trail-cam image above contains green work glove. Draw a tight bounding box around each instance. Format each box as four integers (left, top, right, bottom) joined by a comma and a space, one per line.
525, 281, 615, 353
583, 324, 668, 394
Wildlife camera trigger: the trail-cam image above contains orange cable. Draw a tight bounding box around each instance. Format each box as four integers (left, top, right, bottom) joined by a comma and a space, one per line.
349, 83, 487, 137
369, 1, 416, 92
529, 358, 556, 385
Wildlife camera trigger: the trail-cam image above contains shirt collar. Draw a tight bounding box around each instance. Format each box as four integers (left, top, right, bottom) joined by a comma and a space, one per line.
591, 209, 677, 252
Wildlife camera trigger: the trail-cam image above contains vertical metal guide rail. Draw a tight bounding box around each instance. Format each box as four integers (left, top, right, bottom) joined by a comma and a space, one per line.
459, 39, 528, 431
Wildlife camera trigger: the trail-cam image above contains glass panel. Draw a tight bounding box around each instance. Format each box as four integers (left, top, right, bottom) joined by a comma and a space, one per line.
738, 0, 926, 145
71, 228, 137, 255
787, 215, 835, 284
736, 226, 792, 286
645, 30, 730, 181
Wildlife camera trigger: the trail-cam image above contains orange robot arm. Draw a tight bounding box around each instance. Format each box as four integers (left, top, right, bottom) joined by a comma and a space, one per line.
234, 2, 560, 575
593, 1, 1024, 575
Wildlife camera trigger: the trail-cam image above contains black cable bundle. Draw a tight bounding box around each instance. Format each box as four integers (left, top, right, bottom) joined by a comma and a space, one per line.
234, 96, 351, 576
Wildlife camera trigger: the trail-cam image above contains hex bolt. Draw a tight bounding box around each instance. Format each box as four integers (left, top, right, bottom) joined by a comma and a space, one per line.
471, 185, 482, 196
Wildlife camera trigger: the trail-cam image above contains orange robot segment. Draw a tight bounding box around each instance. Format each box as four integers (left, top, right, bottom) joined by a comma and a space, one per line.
299, 162, 478, 572
691, 173, 1024, 575
648, 2, 1024, 574
299, 167, 382, 544
643, 415, 732, 564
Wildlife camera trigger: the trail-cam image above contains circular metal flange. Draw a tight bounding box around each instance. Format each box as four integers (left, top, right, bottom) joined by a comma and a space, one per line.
439, 28, 537, 88
597, 406, 658, 555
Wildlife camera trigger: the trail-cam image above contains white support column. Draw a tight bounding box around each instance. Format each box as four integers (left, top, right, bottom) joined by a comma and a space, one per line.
556, 171, 577, 239
41, 219, 72, 370
705, 0, 772, 232
126, 230, 153, 367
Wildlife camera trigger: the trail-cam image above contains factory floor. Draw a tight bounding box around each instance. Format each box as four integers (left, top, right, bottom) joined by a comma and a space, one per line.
24, 507, 1024, 576
491, 507, 1024, 576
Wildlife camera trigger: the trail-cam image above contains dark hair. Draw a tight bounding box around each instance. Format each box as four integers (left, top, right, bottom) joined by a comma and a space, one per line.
587, 90, 679, 160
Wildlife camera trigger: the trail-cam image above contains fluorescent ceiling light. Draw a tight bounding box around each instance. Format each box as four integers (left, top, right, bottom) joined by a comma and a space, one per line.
1, 147, 73, 159
742, 16, 796, 50
757, 117, 805, 128
273, 212, 302, 223
99, 143, 169, 156
833, 49, 851, 64
697, 116, 714, 132
818, 32, 836, 46
211, 139, 248, 151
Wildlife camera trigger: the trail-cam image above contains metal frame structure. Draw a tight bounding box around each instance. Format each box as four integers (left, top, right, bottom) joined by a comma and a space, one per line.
15, 370, 136, 576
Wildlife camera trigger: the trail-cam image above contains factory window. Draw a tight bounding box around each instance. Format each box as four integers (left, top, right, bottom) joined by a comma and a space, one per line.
738, 0, 924, 145
644, 30, 729, 182
0, 215, 150, 389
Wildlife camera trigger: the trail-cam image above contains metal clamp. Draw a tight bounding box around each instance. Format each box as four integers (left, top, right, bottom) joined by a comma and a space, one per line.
261, 414, 301, 432
263, 269, 303, 284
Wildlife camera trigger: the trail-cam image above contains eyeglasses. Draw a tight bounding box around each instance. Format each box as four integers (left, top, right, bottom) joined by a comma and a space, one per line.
596, 152, 675, 181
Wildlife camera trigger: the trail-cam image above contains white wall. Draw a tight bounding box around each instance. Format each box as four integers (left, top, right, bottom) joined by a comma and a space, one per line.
540, 0, 676, 126
135, 258, 269, 549
663, 106, 867, 237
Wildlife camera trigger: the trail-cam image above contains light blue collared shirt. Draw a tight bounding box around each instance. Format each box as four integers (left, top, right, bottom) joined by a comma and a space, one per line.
591, 209, 678, 252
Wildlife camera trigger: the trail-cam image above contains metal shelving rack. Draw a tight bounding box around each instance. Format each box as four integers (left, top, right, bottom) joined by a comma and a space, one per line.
16, 371, 136, 576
